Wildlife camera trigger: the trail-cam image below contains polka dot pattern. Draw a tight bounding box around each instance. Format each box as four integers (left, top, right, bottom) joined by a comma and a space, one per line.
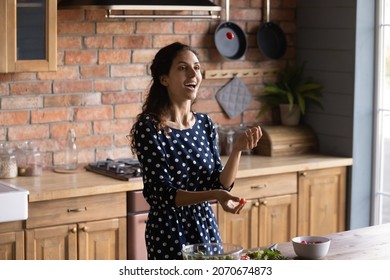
134, 113, 227, 259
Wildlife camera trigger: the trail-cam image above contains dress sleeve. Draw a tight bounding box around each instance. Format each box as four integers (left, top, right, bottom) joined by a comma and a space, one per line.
133, 116, 177, 209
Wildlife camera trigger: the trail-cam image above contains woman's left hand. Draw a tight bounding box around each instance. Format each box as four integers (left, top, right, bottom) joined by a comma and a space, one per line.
233, 126, 263, 152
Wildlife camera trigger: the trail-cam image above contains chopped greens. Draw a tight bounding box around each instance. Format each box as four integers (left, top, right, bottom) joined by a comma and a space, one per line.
243, 248, 289, 260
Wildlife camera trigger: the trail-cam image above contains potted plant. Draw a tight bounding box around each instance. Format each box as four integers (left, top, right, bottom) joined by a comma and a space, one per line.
256, 62, 323, 125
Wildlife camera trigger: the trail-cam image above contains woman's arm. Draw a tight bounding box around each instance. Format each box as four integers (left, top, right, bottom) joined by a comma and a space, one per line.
219, 126, 262, 189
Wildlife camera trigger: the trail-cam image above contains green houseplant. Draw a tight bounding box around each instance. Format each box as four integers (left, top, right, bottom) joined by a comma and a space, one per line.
256, 62, 323, 125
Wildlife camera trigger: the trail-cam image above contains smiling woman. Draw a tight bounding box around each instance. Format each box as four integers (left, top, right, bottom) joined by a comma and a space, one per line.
127, 42, 262, 260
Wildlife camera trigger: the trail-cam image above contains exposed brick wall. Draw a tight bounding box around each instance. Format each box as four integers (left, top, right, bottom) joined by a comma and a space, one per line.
0, 0, 296, 167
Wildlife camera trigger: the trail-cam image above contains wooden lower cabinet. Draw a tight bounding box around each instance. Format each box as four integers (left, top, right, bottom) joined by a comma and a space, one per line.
297, 167, 346, 236
218, 194, 297, 250
0, 221, 24, 260
25, 192, 127, 260
25, 218, 126, 260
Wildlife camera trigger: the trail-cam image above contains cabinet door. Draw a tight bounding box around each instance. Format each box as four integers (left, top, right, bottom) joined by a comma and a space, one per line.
258, 194, 297, 246
0, 0, 57, 73
298, 167, 346, 236
25, 224, 77, 260
78, 218, 127, 260
217, 199, 259, 250
0, 231, 24, 260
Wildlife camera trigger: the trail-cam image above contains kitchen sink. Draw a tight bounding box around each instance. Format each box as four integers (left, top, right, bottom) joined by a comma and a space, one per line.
0, 182, 29, 223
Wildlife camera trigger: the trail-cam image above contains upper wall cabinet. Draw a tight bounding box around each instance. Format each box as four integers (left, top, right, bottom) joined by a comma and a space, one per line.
0, 0, 57, 73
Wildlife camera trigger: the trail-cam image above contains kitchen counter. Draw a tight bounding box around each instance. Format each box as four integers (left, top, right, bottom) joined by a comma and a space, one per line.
275, 223, 390, 260
1, 154, 352, 202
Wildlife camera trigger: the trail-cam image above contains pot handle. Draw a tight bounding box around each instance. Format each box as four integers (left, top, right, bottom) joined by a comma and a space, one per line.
226, 0, 230, 21
266, 0, 270, 22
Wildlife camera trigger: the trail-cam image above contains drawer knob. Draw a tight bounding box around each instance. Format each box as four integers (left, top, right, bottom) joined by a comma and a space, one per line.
254, 201, 260, 207
70, 227, 77, 233
260, 200, 268, 205
251, 184, 267, 189
300, 172, 307, 177
82, 226, 88, 232
67, 207, 87, 213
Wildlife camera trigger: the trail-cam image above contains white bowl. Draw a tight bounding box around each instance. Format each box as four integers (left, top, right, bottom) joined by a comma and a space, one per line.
182, 243, 243, 260
292, 236, 331, 259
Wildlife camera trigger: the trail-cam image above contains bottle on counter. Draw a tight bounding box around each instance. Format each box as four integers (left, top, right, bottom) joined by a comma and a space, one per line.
0, 143, 18, 179
63, 128, 78, 170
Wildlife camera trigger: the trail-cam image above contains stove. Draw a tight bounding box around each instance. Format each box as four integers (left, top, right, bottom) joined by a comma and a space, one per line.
85, 158, 142, 181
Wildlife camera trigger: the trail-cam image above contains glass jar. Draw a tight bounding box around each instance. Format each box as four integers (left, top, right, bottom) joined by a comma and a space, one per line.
17, 141, 42, 176
0, 143, 18, 179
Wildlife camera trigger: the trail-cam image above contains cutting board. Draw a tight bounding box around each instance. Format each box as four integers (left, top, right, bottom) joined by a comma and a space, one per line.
254, 125, 318, 157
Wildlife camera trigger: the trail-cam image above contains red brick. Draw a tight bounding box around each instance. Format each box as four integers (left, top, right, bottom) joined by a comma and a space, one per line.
174, 21, 211, 34
0, 111, 29, 126
57, 36, 82, 50
31, 108, 72, 124
93, 119, 132, 134
65, 50, 98, 65
98, 50, 131, 64
53, 80, 93, 94
102, 91, 142, 105
96, 22, 134, 34
50, 122, 92, 138
37, 66, 79, 81
0, 82, 7, 95
58, 22, 95, 35
8, 124, 49, 141
111, 64, 146, 78
94, 79, 123, 92
115, 103, 143, 119
84, 36, 113, 49
1, 96, 41, 110
114, 36, 152, 49
76, 134, 113, 149
153, 35, 190, 48
10, 82, 52, 95
57, 10, 85, 21
74, 106, 113, 121
80, 65, 109, 79
44, 94, 85, 107
136, 21, 173, 34
124, 77, 151, 91
132, 49, 157, 63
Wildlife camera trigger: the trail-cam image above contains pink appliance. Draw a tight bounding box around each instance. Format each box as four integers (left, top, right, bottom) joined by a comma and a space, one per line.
126, 190, 218, 260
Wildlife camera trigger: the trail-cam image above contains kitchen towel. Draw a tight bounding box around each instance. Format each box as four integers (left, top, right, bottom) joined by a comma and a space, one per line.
215, 75, 253, 118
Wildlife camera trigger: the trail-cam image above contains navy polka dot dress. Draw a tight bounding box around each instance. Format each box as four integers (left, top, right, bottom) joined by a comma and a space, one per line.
133, 112, 231, 260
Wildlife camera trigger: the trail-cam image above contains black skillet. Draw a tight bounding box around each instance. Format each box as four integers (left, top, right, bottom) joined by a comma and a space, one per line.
214, 0, 247, 60
257, 0, 287, 59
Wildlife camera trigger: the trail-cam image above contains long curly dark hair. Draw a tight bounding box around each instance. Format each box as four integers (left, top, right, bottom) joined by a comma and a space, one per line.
128, 42, 199, 155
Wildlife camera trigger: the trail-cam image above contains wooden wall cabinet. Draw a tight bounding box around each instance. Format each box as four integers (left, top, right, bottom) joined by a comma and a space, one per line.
0, 221, 25, 260
0, 0, 57, 73
25, 192, 127, 260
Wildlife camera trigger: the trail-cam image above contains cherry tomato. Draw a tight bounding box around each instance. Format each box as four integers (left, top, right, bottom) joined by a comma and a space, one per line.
240, 255, 250, 260
239, 198, 246, 205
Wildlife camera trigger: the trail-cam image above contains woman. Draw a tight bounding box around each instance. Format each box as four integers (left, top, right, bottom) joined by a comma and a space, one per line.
129, 42, 262, 259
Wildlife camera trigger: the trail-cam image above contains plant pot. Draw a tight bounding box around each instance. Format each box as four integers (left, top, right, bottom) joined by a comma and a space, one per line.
279, 104, 301, 126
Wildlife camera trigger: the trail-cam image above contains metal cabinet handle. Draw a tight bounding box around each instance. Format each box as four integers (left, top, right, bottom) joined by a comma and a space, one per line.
67, 207, 87, 213
251, 184, 267, 189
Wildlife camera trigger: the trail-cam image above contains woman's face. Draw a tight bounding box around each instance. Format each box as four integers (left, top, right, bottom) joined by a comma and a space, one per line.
160, 50, 202, 105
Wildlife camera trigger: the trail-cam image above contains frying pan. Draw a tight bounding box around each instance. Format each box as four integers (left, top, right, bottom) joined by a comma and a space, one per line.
214, 0, 247, 60
257, 0, 287, 59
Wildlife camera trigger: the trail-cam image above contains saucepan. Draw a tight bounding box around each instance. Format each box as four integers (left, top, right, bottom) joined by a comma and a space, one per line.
257, 0, 287, 59
214, 0, 247, 60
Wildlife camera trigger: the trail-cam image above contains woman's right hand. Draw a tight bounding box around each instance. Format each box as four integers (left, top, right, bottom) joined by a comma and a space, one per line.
213, 189, 246, 214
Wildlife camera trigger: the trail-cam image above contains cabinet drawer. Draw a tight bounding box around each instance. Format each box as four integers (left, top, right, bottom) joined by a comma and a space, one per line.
231, 173, 297, 199
26, 192, 126, 229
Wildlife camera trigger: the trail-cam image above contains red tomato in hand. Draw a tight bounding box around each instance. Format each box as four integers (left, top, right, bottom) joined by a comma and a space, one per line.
239, 198, 246, 205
